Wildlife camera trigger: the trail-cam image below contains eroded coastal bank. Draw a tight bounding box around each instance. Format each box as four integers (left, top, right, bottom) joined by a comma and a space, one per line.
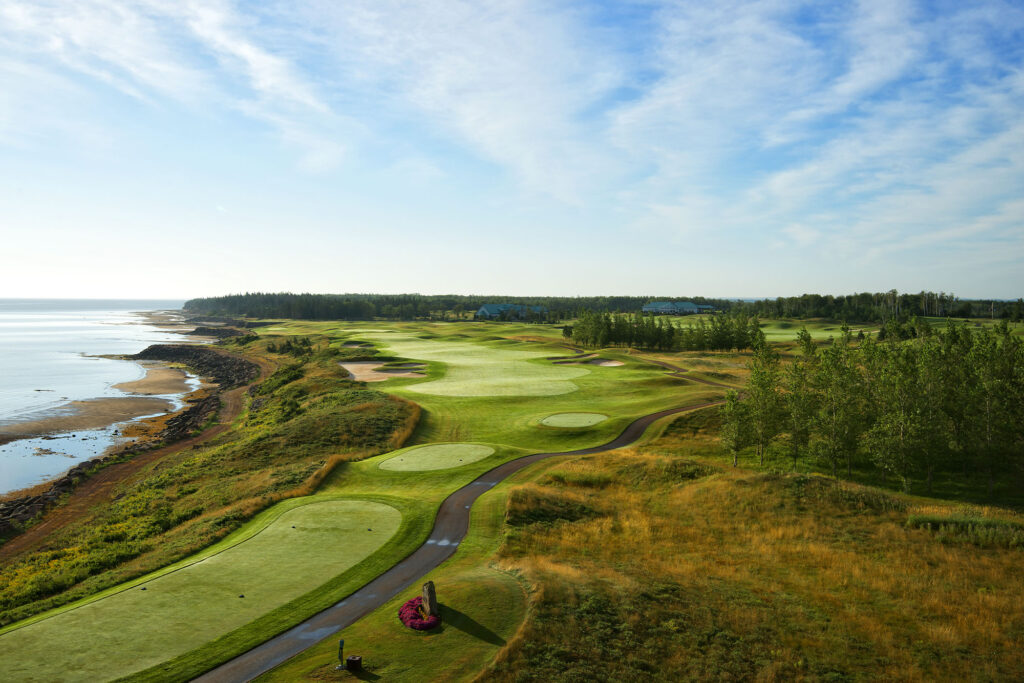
0, 320, 259, 538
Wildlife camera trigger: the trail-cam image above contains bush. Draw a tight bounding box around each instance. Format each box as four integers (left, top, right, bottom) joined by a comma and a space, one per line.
907, 515, 1024, 549
398, 596, 441, 630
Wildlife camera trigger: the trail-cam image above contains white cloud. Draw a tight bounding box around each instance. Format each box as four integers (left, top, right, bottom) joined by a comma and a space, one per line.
0, 0, 1022, 296
275, 0, 627, 200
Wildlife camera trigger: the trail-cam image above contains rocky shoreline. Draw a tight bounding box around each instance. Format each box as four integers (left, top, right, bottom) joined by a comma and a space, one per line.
0, 345, 259, 539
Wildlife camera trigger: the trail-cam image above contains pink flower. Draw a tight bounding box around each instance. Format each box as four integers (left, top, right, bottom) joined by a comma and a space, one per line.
398, 596, 441, 630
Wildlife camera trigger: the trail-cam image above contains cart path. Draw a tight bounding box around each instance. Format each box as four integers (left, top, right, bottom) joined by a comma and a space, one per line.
195, 398, 724, 682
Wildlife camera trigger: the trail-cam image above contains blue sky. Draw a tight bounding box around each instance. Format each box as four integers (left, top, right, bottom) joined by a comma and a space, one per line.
1, 0, 1021, 299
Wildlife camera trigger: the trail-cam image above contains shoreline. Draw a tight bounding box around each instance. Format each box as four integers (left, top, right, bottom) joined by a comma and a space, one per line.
0, 310, 211, 497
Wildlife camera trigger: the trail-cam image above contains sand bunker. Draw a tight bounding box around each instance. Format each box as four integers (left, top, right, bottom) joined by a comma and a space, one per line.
540, 413, 608, 428
0, 397, 175, 441
340, 362, 425, 382
587, 359, 624, 367
379, 443, 495, 471
342, 341, 373, 348
113, 363, 194, 395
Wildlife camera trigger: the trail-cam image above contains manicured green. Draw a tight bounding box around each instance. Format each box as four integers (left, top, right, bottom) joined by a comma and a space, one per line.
374, 332, 589, 397
379, 443, 496, 471
0, 500, 401, 682
539, 412, 608, 428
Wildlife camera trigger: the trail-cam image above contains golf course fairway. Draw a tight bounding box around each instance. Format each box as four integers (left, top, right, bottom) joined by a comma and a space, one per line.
0, 500, 401, 682
370, 332, 589, 397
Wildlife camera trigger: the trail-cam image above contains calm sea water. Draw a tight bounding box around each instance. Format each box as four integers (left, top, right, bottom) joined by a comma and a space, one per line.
0, 299, 188, 494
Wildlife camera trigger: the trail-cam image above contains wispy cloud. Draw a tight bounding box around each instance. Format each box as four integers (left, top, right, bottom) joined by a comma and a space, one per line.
0, 0, 1021, 295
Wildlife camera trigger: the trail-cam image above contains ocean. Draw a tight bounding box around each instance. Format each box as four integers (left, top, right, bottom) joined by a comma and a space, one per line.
0, 299, 188, 494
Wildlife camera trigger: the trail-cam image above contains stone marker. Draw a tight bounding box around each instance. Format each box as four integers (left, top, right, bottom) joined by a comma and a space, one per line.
422, 581, 439, 617
346, 655, 362, 671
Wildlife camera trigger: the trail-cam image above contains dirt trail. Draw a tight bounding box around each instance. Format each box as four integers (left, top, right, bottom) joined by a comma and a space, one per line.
0, 353, 274, 563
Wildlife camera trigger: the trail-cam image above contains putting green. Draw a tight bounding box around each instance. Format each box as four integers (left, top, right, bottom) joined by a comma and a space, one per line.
362, 334, 588, 397
379, 443, 495, 471
0, 500, 401, 682
540, 413, 609, 428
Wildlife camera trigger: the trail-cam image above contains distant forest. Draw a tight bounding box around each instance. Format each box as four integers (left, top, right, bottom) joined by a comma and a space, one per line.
182, 292, 726, 321
183, 291, 1024, 323
731, 290, 1024, 322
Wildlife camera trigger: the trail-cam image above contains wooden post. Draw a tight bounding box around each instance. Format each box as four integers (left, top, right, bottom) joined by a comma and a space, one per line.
422, 581, 439, 617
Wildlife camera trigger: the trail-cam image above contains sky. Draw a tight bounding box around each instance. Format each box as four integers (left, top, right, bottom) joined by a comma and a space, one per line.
0, 0, 1022, 300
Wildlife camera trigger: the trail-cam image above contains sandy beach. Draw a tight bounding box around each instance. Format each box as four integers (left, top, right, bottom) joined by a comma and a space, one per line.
0, 396, 175, 445
112, 362, 195, 395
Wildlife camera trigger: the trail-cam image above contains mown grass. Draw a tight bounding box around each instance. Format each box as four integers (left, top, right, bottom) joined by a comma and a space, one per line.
0, 499, 402, 682
378, 443, 496, 471
255, 457, 531, 683
347, 325, 725, 452
539, 412, 608, 428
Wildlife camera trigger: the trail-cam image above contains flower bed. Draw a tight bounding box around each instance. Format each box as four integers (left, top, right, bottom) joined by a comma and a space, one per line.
398, 595, 441, 630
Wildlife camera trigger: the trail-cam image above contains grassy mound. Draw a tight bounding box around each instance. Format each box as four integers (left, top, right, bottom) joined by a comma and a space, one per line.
379, 444, 495, 472
539, 412, 608, 428
0, 500, 401, 682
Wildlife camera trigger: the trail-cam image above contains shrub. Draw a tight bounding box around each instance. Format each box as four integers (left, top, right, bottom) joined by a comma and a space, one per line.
907, 515, 1024, 549
398, 596, 441, 630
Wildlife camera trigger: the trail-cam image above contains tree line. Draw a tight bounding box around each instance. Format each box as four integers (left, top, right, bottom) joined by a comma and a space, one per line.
568, 311, 759, 351
722, 321, 1024, 496
734, 290, 1024, 323
184, 291, 1023, 325
182, 292, 727, 321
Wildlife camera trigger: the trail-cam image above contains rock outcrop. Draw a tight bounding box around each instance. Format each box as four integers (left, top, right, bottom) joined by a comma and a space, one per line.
131, 344, 258, 388
185, 326, 245, 339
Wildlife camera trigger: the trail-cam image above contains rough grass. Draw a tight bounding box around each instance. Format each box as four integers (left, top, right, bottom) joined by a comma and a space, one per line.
379, 443, 495, 472
539, 413, 608, 428
0, 500, 401, 682
907, 514, 1024, 549
484, 445, 1024, 681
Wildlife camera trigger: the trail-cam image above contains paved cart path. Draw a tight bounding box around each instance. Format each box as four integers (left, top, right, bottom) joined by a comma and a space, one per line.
195, 398, 723, 682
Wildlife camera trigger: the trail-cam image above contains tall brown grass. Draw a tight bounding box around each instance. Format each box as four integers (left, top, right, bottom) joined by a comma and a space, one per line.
485, 449, 1024, 681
